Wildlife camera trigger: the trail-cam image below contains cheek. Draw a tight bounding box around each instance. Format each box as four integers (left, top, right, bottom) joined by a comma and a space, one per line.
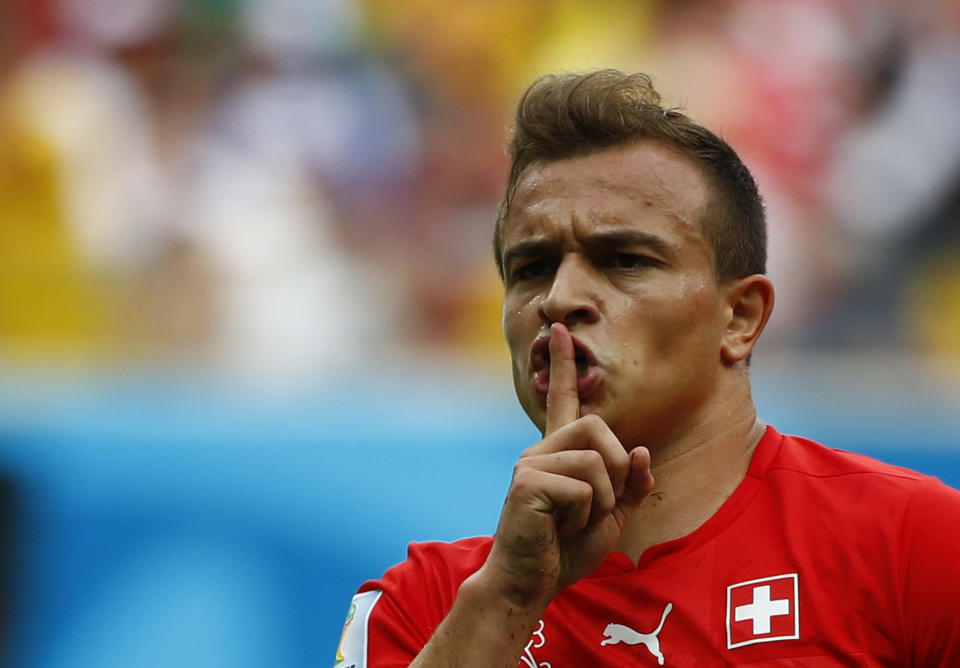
502, 300, 532, 360
664, 293, 725, 363
501, 304, 519, 344
623, 289, 717, 358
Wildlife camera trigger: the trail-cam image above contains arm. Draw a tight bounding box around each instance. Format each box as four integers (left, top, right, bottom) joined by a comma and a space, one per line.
409, 323, 653, 667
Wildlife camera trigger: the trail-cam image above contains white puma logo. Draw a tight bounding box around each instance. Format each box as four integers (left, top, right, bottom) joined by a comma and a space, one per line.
600, 602, 673, 665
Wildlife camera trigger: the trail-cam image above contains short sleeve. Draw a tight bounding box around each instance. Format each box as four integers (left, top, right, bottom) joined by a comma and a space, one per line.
898, 477, 960, 665
336, 538, 491, 668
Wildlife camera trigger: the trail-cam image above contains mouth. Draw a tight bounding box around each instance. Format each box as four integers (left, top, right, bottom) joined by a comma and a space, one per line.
530, 334, 602, 397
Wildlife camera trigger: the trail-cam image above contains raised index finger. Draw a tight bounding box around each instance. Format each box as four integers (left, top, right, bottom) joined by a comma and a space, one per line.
545, 322, 580, 436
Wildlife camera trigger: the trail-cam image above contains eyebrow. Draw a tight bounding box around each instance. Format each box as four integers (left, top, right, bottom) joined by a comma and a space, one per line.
581, 229, 675, 256
501, 238, 558, 268
502, 229, 674, 267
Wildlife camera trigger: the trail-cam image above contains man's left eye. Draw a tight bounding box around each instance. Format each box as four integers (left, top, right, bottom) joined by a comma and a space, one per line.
612, 253, 653, 269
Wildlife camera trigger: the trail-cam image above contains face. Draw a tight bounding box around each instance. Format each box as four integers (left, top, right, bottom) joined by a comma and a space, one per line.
500, 140, 732, 449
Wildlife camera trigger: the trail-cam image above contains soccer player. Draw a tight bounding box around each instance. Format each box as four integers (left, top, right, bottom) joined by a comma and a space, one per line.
336, 70, 960, 666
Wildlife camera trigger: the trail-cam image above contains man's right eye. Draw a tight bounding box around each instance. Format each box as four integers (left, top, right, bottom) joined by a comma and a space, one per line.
513, 259, 551, 282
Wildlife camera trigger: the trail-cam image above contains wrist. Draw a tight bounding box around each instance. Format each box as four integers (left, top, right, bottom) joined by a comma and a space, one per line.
409, 568, 552, 668
461, 562, 555, 619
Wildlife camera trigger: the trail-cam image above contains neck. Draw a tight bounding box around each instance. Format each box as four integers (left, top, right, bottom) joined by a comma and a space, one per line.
615, 392, 766, 562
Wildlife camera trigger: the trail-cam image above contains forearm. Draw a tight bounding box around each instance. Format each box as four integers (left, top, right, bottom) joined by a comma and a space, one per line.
409, 569, 549, 668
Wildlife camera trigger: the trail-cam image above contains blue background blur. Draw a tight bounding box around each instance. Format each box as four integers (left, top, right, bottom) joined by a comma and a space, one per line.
0, 359, 958, 666
1, 0, 959, 666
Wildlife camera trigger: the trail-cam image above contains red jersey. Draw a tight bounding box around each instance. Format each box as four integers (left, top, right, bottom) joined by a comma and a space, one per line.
336, 426, 960, 666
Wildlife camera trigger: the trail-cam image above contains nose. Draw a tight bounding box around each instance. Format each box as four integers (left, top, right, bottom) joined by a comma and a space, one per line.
538, 254, 600, 326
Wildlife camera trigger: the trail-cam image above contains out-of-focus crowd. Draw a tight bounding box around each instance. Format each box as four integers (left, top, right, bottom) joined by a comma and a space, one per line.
2, 0, 959, 384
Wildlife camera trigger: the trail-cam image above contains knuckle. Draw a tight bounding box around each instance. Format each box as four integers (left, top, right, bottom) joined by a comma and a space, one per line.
577, 449, 604, 468
509, 464, 536, 490
571, 481, 593, 505
512, 460, 537, 477
520, 440, 547, 457
578, 413, 606, 430
595, 489, 616, 513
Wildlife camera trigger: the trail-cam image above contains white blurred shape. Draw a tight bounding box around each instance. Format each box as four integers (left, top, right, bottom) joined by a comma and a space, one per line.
181, 138, 393, 384
168, 62, 417, 383
240, 0, 361, 64
7, 50, 167, 270
214, 68, 420, 186
828, 35, 960, 245
55, 0, 172, 48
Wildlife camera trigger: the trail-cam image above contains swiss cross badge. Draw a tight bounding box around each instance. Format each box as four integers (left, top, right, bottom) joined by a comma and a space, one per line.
726, 573, 799, 649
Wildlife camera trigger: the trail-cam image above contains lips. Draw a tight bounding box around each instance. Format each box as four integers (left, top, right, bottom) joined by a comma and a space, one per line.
530, 333, 602, 398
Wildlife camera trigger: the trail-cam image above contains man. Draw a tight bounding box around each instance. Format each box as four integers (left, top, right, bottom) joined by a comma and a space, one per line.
336, 70, 960, 666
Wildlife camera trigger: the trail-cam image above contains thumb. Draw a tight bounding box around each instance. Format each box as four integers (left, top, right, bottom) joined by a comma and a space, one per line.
612, 446, 654, 531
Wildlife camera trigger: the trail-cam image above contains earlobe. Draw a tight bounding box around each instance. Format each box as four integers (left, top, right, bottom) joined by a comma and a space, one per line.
721, 275, 775, 364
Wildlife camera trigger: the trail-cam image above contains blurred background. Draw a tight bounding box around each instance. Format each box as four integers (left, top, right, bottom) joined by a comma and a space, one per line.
0, 0, 958, 665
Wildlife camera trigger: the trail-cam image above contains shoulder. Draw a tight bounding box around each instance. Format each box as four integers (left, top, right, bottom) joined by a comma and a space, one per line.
760, 430, 960, 660
772, 430, 931, 484
339, 537, 494, 667
760, 428, 960, 537
764, 425, 960, 538
764, 430, 944, 507
360, 536, 494, 597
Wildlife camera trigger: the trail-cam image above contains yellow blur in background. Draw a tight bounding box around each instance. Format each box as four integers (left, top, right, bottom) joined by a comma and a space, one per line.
0, 0, 958, 381
0, 81, 113, 360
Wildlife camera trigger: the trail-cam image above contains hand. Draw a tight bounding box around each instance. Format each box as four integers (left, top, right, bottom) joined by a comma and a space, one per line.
479, 322, 654, 610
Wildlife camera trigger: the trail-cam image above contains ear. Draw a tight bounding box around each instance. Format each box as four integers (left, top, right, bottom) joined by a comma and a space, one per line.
720, 274, 775, 364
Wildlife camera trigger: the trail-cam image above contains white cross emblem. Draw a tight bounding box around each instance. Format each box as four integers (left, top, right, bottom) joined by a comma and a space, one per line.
726, 573, 800, 649
734, 584, 790, 635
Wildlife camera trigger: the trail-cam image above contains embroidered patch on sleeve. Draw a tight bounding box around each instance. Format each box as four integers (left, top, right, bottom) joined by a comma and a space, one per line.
335, 590, 383, 667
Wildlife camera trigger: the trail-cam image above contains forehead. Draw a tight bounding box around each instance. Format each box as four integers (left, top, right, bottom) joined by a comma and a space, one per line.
502, 141, 712, 248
